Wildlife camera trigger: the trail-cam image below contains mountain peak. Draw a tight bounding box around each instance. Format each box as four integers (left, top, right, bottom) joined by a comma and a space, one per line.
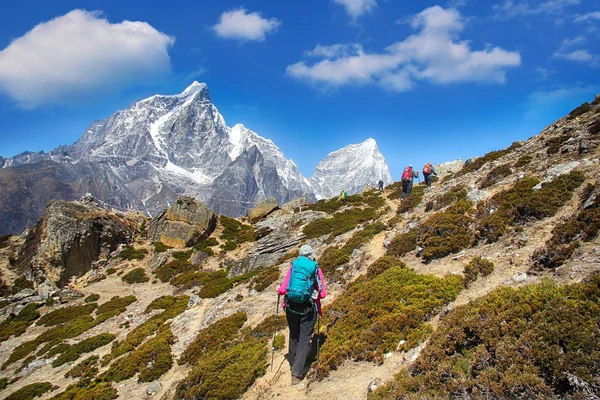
180, 81, 208, 97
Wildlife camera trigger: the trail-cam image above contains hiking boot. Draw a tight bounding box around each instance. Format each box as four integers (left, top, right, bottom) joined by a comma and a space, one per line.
291, 376, 302, 385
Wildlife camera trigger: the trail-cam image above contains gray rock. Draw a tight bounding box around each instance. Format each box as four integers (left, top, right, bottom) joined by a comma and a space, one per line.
351, 249, 362, 258
189, 251, 208, 266
58, 288, 84, 302
187, 294, 201, 308
512, 272, 527, 283
541, 161, 581, 184
435, 158, 464, 179
146, 196, 217, 249
281, 195, 309, 212
248, 197, 279, 223
467, 189, 489, 204
22, 359, 48, 375
146, 381, 162, 396
148, 252, 169, 271
10, 288, 37, 302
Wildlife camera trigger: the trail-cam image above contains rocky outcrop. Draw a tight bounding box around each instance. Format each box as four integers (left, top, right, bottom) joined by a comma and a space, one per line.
15, 196, 135, 287
435, 158, 465, 178
229, 210, 327, 276
248, 197, 279, 223
146, 196, 217, 248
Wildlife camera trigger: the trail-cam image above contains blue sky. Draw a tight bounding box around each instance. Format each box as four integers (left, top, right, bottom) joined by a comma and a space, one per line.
0, 0, 599, 179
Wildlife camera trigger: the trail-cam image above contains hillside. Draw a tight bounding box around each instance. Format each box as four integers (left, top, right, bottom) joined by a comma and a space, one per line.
0, 97, 599, 399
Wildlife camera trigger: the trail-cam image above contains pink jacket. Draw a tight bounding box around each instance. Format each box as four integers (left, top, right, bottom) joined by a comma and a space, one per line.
277, 263, 327, 316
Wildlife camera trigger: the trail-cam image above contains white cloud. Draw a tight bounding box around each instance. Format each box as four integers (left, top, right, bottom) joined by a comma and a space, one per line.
535, 66, 556, 80
287, 6, 521, 92
213, 8, 281, 42
553, 36, 598, 63
493, 0, 580, 19
0, 9, 174, 108
525, 85, 597, 121
573, 11, 600, 22
333, 0, 378, 20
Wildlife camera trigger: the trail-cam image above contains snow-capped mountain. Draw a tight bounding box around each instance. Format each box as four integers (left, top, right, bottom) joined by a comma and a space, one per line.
0, 82, 392, 235
309, 138, 392, 199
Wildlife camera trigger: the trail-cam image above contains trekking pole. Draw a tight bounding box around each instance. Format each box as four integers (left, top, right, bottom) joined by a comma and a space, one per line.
271, 294, 280, 371
316, 312, 321, 363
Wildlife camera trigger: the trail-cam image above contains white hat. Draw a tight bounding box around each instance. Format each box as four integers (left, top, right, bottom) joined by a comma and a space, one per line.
299, 244, 316, 261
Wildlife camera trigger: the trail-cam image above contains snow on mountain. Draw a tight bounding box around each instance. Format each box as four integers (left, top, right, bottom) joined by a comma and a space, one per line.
309, 138, 392, 199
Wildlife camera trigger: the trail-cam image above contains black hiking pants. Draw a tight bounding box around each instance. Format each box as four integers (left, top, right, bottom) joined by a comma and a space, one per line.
401, 180, 413, 197
285, 298, 317, 378
424, 173, 432, 187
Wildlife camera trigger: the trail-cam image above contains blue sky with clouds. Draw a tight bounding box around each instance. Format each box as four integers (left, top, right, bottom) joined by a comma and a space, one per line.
0, 0, 598, 178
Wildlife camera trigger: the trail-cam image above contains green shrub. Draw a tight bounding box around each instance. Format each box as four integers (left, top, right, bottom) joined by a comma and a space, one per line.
5, 382, 54, 400
118, 245, 148, 260
397, 186, 425, 214
65, 355, 99, 379
152, 241, 172, 253
220, 216, 255, 244
514, 154, 533, 168
250, 314, 287, 339
476, 171, 585, 243
95, 296, 136, 321
479, 164, 512, 189
172, 250, 192, 261
251, 266, 281, 292
102, 325, 174, 383
175, 338, 267, 400
179, 312, 247, 365
386, 229, 418, 258
546, 134, 572, 154
84, 294, 100, 303
0, 303, 40, 342
154, 259, 193, 282
11, 277, 33, 294
567, 102, 592, 120
50, 380, 117, 400
366, 256, 403, 278
313, 259, 462, 380
273, 334, 285, 350
193, 238, 218, 256
456, 149, 511, 177
302, 218, 335, 239
463, 257, 495, 287
37, 304, 97, 327
531, 184, 600, 270
105, 268, 116, 275
52, 333, 115, 367
221, 241, 237, 251
121, 268, 149, 284
102, 296, 188, 365
0, 234, 11, 249
371, 277, 600, 399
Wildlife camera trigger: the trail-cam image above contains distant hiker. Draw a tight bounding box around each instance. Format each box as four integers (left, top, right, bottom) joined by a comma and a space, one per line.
277, 244, 327, 385
401, 164, 419, 198
423, 162, 438, 188
339, 189, 348, 203
378, 180, 384, 191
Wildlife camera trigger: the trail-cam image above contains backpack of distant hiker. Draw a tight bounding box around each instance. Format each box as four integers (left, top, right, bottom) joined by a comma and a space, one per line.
423, 164, 432, 174
402, 167, 412, 181
286, 256, 318, 304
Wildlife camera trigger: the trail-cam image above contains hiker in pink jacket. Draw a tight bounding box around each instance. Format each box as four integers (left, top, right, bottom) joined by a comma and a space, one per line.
277, 244, 327, 385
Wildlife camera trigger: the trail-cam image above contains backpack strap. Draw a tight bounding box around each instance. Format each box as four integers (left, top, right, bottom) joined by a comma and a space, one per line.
284, 296, 314, 316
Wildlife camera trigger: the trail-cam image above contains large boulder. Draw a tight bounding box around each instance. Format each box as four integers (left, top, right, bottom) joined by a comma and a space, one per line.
435, 158, 465, 179
15, 196, 134, 287
146, 196, 217, 249
248, 197, 279, 223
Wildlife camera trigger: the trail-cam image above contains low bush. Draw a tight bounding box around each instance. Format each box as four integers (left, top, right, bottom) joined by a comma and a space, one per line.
37, 304, 97, 327
84, 294, 100, 303
313, 258, 462, 380
52, 333, 115, 367
0, 234, 10, 249
531, 183, 600, 270
277, 248, 299, 264
463, 257, 494, 287
303, 218, 335, 239
386, 229, 418, 258
102, 325, 174, 383
154, 259, 193, 282
456, 149, 511, 177
476, 171, 585, 243
152, 241, 172, 253
0, 303, 40, 342
118, 245, 148, 260
193, 238, 218, 256
51, 380, 117, 400
221, 241, 237, 252
250, 266, 280, 292
514, 154, 533, 168
121, 268, 149, 284
273, 334, 285, 350
479, 164, 512, 189
5, 382, 54, 400
65, 355, 99, 379
397, 186, 425, 214
567, 102, 592, 120
106, 267, 116, 275
95, 296, 136, 321
102, 295, 188, 365
250, 314, 287, 339
172, 250, 192, 261
175, 338, 267, 400
220, 216, 255, 244
179, 312, 247, 366
371, 277, 600, 399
